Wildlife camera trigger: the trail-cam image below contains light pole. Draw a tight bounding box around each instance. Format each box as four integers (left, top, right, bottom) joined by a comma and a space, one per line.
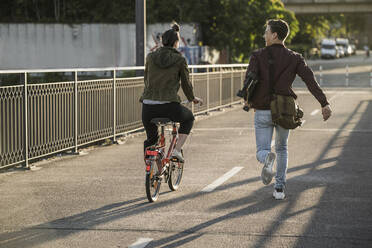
136, 0, 146, 76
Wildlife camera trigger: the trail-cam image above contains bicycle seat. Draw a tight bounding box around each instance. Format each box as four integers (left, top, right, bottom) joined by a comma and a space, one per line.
150, 118, 172, 125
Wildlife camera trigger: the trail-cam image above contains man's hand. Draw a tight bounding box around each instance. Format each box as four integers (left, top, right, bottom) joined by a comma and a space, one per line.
192, 97, 203, 106
242, 101, 250, 112
322, 104, 332, 121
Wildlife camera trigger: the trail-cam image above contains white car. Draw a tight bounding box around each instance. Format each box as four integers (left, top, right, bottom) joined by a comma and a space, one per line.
336, 46, 344, 58
336, 38, 351, 56
321, 39, 338, 59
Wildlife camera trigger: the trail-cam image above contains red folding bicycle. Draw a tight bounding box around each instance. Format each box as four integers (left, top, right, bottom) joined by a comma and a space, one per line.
144, 118, 184, 202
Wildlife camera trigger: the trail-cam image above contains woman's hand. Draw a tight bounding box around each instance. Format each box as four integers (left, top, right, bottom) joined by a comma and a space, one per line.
192, 97, 203, 106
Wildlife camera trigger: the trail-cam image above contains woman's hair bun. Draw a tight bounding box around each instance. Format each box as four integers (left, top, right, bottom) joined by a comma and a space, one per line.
172, 23, 180, 32
162, 23, 180, 47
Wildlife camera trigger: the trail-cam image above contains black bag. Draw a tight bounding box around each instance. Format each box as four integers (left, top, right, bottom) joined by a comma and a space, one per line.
236, 71, 259, 111
268, 48, 303, 129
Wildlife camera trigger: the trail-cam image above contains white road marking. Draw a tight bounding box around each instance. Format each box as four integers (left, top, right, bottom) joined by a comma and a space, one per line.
310, 92, 343, 117
196, 127, 372, 133
310, 109, 319, 116
298, 128, 372, 133
129, 238, 153, 248
194, 127, 254, 131
295, 90, 369, 94
329, 92, 344, 101
201, 167, 243, 192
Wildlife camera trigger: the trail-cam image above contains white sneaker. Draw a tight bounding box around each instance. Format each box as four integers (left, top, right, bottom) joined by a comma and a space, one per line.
171, 149, 184, 163
273, 188, 285, 200
261, 152, 276, 185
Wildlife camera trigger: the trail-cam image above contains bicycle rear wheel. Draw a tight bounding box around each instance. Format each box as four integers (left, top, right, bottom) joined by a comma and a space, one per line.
168, 159, 184, 191
145, 159, 161, 202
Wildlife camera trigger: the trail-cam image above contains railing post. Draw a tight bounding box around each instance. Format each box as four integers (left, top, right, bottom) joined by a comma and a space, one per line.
207, 67, 210, 112
345, 64, 349, 87
24, 72, 29, 169
319, 65, 323, 86
113, 69, 117, 143
191, 69, 194, 114
230, 68, 234, 106
241, 67, 244, 89
74, 70, 78, 154
219, 67, 222, 106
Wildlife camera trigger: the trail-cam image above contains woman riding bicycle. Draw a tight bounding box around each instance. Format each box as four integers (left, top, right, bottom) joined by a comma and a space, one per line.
140, 23, 202, 162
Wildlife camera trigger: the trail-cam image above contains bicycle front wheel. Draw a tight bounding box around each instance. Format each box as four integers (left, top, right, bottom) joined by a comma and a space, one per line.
145, 160, 161, 202
168, 160, 184, 191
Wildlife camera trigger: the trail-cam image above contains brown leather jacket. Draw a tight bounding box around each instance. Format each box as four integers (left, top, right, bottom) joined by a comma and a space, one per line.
246, 44, 329, 110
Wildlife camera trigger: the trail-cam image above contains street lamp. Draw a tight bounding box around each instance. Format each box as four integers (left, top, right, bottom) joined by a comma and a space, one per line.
136, 0, 146, 75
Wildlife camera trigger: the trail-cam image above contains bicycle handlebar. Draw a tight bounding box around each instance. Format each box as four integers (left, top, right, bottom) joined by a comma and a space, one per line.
181, 97, 203, 106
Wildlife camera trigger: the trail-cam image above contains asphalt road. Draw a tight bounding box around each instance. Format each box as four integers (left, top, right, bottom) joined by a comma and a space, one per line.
1, 86, 372, 247
293, 51, 372, 88
1, 54, 372, 248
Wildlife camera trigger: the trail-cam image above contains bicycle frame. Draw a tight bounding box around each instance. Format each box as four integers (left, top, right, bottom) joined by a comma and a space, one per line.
144, 122, 178, 174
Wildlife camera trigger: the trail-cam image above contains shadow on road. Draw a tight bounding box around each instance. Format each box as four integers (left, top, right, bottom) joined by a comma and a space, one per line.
1, 101, 372, 248
148, 100, 372, 247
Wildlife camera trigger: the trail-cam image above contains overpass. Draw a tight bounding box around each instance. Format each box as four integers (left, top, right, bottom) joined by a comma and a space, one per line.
282, 0, 372, 14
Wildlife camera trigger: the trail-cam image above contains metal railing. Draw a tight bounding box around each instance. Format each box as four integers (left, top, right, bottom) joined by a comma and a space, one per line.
0, 64, 248, 169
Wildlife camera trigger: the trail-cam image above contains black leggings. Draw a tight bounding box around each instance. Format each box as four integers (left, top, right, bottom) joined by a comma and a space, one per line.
142, 102, 194, 151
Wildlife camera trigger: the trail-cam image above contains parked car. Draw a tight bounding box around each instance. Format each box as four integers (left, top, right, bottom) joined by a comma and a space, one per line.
321, 39, 338, 59
350, 44, 356, 55
336, 38, 351, 56
336, 46, 344, 58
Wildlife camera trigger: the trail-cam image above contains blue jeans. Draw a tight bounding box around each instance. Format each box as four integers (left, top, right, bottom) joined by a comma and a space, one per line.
254, 110, 290, 189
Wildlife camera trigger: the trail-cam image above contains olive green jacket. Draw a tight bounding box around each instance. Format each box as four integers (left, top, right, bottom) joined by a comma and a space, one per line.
140, 47, 195, 103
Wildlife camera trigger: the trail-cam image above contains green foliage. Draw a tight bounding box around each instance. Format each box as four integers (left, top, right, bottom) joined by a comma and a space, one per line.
0, 0, 365, 62
148, 0, 298, 62
1, 0, 298, 61
290, 13, 366, 56
0, 0, 135, 23
287, 43, 312, 57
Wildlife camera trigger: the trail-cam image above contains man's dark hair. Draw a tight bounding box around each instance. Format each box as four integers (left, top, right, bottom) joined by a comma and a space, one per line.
267, 19, 289, 41
162, 23, 180, 47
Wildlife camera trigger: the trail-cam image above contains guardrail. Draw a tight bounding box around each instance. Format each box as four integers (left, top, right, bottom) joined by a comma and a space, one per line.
0, 64, 248, 169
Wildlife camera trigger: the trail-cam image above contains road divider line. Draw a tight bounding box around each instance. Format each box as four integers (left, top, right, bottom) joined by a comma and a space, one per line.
194, 127, 254, 131
310, 109, 319, 116
201, 167, 243, 192
329, 92, 344, 102
298, 128, 372, 133
295, 90, 369, 94
129, 238, 153, 248
309, 92, 343, 118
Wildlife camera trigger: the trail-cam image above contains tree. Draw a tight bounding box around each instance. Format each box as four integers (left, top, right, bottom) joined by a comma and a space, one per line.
1, 0, 298, 61
147, 0, 298, 62
0, 0, 135, 23
290, 12, 367, 54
